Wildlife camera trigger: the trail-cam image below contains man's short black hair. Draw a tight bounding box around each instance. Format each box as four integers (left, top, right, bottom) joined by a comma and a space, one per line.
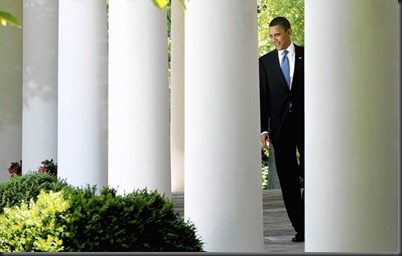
269, 17, 291, 31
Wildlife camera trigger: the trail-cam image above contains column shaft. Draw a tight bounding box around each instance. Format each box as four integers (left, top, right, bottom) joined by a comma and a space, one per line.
185, 0, 264, 252
108, 0, 171, 196
305, 0, 399, 252
58, 0, 108, 187
22, 0, 58, 173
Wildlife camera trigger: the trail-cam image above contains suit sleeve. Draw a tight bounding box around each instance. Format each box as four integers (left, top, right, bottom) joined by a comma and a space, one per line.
259, 59, 270, 133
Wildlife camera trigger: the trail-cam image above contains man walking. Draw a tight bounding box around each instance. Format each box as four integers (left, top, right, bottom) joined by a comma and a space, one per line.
259, 16, 305, 242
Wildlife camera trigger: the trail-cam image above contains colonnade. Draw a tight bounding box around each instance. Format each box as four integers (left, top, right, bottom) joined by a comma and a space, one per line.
0, 0, 399, 253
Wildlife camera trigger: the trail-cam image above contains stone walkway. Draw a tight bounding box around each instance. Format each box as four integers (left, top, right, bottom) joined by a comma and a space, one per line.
172, 189, 304, 253
262, 189, 304, 253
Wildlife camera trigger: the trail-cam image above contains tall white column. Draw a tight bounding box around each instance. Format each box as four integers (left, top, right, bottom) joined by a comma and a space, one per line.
185, 0, 263, 252
58, 0, 108, 188
108, 0, 171, 197
0, 0, 22, 182
170, 0, 185, 193
305, 0, 399, 252
22, 0, 58, 174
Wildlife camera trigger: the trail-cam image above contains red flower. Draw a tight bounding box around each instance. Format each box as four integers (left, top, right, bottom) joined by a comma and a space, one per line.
8, 161, 22, 177
38, 159, 57, 176
6, 159, 57, 177
38, 166, 47, 173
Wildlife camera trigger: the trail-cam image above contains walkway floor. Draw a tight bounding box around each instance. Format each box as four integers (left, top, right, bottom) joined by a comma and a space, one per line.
172, 189, 304, 253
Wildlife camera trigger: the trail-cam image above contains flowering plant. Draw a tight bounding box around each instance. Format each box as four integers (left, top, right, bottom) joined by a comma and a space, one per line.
7, 159, 57, 177
8, 161, 22, 177
38, 159, 57, 176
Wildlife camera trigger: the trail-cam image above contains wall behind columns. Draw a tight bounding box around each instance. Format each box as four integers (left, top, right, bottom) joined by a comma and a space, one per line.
185, 0, 263, 252
0, 0, 22, 182
305, 0, 399, 252
170, 0, 185, 193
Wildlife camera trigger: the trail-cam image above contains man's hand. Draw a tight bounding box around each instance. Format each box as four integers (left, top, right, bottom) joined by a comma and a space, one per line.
261, 132, 272, 150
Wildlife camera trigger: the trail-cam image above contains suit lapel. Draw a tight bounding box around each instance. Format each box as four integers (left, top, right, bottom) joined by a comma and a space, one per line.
292, 46, 303, 88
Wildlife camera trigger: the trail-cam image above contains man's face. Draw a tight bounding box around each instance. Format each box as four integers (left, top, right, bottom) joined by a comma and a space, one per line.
269, 25, 292, 51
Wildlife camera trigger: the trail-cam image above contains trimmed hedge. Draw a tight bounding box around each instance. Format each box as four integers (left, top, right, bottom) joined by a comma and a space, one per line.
0, 173, 204, 252
0, 172, 71, 214
61, 186, 204, 252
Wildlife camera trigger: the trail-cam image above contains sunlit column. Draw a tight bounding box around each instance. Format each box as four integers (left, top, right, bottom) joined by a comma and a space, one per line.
22, 0, 58, 174
305, 0, 399, 252
170, 0, 185, 193
58, 0, 108, 188
108, 0, 171, 197
185, 0, 264, 252
0, 0, 22, 181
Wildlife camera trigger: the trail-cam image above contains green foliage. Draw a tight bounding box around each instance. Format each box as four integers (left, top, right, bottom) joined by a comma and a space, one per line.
262, 166, 269, 189
258, 0, 304, 56
61, 186, 204, 252
152, 0, 169, 9
152, 0, 186, 10
0, 173, 203, 252
0, 10, 21, 27
261, 148, 269, 189
0, 190, 70, 252
0, 172, 72, 214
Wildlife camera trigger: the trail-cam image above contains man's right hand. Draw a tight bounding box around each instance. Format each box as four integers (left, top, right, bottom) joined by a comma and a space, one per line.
260, 132, 272, 150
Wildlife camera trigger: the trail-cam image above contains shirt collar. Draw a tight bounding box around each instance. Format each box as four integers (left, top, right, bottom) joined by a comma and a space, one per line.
278, 42, 295, 56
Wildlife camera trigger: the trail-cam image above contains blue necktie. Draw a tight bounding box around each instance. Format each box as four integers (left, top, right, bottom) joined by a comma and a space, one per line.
281, 50, 290, 87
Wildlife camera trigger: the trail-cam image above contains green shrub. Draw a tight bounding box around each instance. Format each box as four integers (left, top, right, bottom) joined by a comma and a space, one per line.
0, 190, 70, 252
0, 172, 72, 214
0, 173, 204, 252
61, 186, 204, 252
261, 148, 269, 189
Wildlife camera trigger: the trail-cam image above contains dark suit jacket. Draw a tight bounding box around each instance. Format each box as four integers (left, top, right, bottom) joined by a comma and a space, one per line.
259, 44, 304, 145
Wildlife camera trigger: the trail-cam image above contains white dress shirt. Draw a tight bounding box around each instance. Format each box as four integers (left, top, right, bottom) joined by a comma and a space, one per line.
278, 42, 295, 90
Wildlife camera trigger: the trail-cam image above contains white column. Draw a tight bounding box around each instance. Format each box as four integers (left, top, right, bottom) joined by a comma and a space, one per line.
305, 0, 399, 252
185, 0, 263, 252
170, 0, 185, 193
22, 0, 58, 174
58, 0, 108, 188
0, 0, 22, 182
108, 0, 171, 197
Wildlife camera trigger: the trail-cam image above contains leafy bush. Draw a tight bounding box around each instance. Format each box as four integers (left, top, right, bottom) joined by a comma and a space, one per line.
61, 186, 204, 252
261, 148, 269, 189
0, 173, 204, 252
0, 190, 70, 252
0, 172, 72, 214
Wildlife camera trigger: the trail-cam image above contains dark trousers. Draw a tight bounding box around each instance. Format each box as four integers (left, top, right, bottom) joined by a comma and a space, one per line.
273, 112, 304, 234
